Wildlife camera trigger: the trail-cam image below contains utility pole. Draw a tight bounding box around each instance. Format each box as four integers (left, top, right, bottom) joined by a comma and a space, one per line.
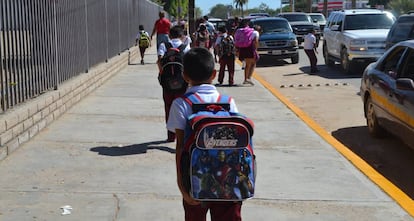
188, 0, 195, 42
323, 0, 328, 17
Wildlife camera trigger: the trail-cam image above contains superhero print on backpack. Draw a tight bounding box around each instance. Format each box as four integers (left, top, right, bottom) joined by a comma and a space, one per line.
138, 32, 150, 48
218, 35, 235, 58
159, 42, 188, 92
179, 93, 256, 201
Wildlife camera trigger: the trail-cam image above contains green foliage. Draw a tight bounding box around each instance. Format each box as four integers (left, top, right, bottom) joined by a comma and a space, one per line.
389, 0, 414, 16
368, 0, 390, 7
167, 0, 188, 19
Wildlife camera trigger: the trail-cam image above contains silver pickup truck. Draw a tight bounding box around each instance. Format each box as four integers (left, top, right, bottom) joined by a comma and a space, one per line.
323, 9, 396, 74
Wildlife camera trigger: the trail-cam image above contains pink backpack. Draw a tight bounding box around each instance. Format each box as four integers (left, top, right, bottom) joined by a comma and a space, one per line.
234, 27, 254, 48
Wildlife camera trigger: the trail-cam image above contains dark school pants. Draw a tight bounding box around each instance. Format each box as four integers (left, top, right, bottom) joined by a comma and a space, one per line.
163, 89, 185, 136
218, 55, 235, 85
183, 200, 242, 221
304, 49, 318, 72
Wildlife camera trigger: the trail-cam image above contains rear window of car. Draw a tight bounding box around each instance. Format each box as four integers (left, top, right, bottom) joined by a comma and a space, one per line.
398, 16, 414, 23
281, 14, 311, 22
343, 14, 395, 30
309, 14, 326, 22
389, 23, 414, 43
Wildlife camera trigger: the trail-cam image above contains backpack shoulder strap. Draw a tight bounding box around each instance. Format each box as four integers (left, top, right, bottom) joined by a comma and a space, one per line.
182, 92, 204, 106
165, 42, 173, 50
177, 43, 187, 53
216, 94, 232, 104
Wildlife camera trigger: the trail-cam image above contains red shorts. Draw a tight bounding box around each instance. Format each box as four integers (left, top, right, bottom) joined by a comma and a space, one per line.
183, 200, 242, 221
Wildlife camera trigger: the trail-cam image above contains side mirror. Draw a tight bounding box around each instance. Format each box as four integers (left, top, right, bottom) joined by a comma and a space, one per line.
313, 19, 318, 23
396, 78, 414, 90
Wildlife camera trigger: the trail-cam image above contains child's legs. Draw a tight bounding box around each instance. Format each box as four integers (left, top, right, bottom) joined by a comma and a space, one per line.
183, 201, 208, 221
139, 47, 146, 60
162, 91, 174, 123
209, 202, 242, 221
218, 58, 226, 83
244, 58, 255, 80
226, 57, 235, 84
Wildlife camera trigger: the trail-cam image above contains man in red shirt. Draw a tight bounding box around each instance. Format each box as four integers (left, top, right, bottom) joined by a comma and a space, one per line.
151, 11, 171, 50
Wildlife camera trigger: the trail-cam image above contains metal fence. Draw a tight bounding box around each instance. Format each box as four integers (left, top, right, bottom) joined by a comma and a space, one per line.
0, 0, 161, 112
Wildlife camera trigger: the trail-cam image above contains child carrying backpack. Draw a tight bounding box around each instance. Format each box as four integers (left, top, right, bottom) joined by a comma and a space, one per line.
215, 26, 236, 86
195, 24, 210, 49
157, 25, 190, 142
135, 25, 151, 65
167, 47, 256, 221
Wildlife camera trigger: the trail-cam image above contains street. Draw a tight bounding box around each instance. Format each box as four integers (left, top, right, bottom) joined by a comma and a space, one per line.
254, 43, 414, 199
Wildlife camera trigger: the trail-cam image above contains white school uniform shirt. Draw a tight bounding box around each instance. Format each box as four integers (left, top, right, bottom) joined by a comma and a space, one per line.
136, 30, 150, 40
157, 38, 191, 57
167, 84, 238, 132
303, 33, 316, 50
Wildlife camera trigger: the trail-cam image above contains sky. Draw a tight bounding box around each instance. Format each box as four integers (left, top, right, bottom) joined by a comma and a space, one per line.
195, 0, 283, 15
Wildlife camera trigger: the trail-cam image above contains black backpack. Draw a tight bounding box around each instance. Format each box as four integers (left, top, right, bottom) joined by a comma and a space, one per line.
159, 42, 188, 92
219, 35, 235, 58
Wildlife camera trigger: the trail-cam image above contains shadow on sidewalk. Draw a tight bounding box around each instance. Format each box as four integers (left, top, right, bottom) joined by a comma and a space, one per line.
90, 140, 175, 156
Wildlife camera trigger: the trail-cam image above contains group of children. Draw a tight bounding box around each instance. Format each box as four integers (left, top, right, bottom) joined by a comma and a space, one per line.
134, 16, 260, 220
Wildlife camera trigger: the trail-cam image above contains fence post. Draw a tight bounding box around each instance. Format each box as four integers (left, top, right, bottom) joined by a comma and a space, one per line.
105, 0, 108, 62
53, 0, 59, 90
84, 0, 89, 73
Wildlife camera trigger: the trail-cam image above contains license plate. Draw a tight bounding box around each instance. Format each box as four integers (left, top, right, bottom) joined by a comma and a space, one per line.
272, 50, 281, 55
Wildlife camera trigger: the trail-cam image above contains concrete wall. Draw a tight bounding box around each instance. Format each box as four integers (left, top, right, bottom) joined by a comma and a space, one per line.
0, 48, 138, 161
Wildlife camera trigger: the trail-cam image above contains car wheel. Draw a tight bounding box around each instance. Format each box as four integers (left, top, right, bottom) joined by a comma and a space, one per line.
366, 97, 385, 138
323, 43, 334, 66
291, 54, 299, 64
340, 48, 353, 74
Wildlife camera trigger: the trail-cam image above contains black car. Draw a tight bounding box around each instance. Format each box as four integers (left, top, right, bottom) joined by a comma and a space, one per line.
249, 17, 299, 64
277, 12, 321, 46
360, 40, 414, 148
385, 12, 414, 49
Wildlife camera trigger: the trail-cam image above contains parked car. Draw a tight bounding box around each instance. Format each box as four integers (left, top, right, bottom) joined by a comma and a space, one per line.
360, 40, 414, 148
385, 12, 414, 49
249, 17, 299, 64
308, 12, 327, 33
277, 12, 321, 46
208, 18, 227, 30
323, 9, 395, 74
248, 12, 270, 17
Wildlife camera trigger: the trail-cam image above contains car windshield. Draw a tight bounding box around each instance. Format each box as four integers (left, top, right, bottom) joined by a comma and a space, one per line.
344, 14, 395, 30
282, 14, 311, 22
254, 20, 292, 33
309, 14, 326, 22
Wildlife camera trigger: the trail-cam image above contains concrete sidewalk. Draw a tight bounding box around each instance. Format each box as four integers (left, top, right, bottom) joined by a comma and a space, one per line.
0, 45, 412, 221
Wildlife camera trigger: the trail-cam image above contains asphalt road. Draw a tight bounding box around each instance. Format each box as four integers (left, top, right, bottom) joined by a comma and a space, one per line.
254, 44, 414, 200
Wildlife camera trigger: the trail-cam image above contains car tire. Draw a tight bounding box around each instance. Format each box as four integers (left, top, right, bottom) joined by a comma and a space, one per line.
365, 96, 386, 138
291, 54, 299, 64
323, 43, 334, 66
340, 47, 353, 74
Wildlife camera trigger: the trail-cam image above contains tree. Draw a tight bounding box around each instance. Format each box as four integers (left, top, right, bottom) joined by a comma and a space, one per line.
234, 0, 248, 17
368, 0, 390, 7
389, 0, 414, 16
258, 3, 269, 11
209, 4, 230, 19
165, 0, 188, 20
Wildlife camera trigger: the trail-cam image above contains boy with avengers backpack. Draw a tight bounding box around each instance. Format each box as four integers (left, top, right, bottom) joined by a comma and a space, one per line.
167, 48, 243, 221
